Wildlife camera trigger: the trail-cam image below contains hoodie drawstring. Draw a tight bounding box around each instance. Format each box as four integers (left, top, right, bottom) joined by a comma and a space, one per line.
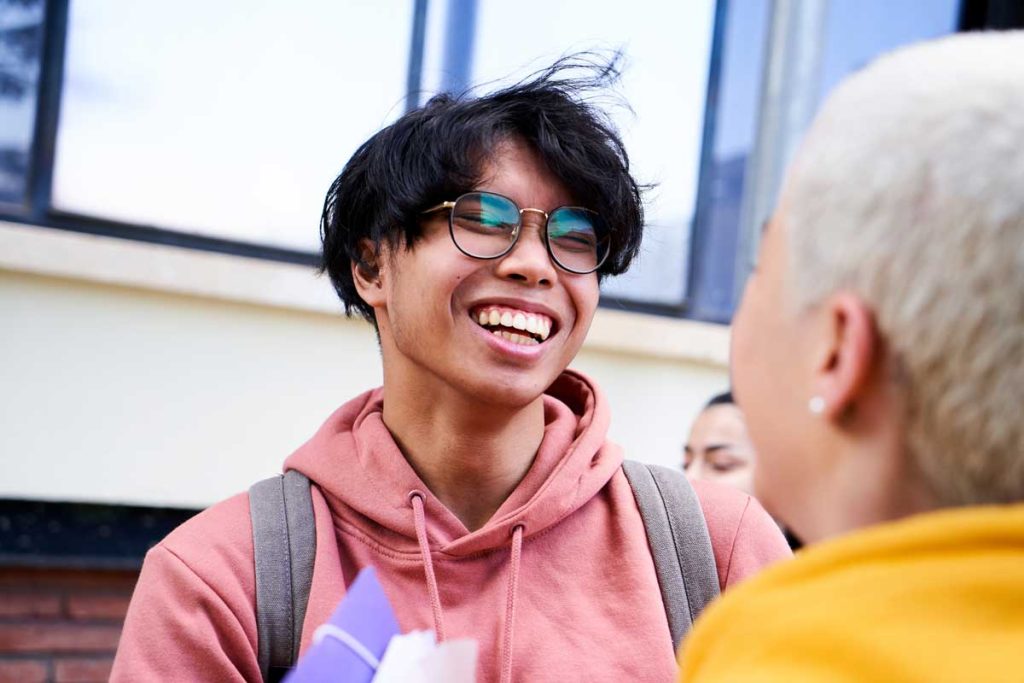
409, 491, 525, 683
500, 523, 525, 683
409, 491, 447, 642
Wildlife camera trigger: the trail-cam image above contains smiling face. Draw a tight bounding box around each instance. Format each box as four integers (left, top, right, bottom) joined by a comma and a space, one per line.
358, 138, 601, 410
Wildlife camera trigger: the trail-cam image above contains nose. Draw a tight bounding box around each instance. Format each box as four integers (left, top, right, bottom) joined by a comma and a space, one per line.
685, 459, 704, 482
494, 213, 557, 286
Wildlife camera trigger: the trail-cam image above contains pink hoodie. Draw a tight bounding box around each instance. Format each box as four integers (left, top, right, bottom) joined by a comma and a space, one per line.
112, 371, 790, 681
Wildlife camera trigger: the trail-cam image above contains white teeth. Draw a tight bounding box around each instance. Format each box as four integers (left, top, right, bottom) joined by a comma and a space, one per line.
474, 307, 552, 343
491, 328, 538, 346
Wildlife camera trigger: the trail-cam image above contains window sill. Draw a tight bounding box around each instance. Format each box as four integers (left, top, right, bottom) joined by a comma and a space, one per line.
0, 221, 729, 367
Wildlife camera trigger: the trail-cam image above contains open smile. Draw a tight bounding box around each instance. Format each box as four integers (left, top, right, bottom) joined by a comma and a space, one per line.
470, 305, 555, 346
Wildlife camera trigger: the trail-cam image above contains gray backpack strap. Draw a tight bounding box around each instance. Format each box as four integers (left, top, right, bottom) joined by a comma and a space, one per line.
249, 470, 317, 683
622, 461, 720, 652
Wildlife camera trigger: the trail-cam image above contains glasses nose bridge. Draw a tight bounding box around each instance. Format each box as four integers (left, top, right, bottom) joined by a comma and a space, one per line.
518, 206, 549, 224
511, 206, 551, 248
500, 206, 554, 275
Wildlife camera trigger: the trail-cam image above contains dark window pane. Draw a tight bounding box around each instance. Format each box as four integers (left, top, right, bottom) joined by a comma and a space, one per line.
688, 0, 771, 323
692, 0, 960, 323
0, 0, 45, 205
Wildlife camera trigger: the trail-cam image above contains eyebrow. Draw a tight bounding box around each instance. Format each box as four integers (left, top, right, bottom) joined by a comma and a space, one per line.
686, 443, 735, 455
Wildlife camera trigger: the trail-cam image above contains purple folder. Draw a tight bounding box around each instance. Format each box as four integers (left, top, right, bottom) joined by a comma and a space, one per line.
284, 567, 401, 683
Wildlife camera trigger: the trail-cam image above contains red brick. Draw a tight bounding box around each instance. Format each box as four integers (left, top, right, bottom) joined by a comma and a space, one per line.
0, 659, 48, 683
0, 594, 61, 618
0, 568, 138, 592
0, 624, 120, 654
55, 657, 114, 683
65, 594, 131, 621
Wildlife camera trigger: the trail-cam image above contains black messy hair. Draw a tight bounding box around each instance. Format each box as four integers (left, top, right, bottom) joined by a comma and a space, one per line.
319, 53, 645, 324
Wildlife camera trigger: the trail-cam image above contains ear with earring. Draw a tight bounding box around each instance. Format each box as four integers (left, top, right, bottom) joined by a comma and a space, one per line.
808, 396, 826, 415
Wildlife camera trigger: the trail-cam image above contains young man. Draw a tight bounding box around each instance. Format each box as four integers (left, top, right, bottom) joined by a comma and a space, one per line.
679, 33, 1024, 681
112, 61, 789, 682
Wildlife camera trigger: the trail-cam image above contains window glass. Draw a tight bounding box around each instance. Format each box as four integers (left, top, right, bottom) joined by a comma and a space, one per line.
52, 1, 414, 252
694, 0, 961, 323
0, 0, 45, 205
688, 0, 771, 322
421, 0, 717, 307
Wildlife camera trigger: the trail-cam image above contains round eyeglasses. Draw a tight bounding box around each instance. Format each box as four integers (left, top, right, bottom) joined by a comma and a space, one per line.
421, 191, 610, 275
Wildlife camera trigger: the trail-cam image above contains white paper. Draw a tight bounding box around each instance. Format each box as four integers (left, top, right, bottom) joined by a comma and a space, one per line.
373, 631, 477, 683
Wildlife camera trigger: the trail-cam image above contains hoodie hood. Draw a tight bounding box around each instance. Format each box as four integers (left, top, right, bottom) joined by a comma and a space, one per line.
284, 369, 624, 558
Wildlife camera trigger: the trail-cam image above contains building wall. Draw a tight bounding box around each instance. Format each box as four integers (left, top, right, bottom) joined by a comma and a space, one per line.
0, 567, 135, 683
0, 222, 730, 509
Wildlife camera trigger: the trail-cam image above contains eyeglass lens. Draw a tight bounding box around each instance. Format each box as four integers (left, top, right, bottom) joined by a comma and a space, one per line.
449, 192, 608, 273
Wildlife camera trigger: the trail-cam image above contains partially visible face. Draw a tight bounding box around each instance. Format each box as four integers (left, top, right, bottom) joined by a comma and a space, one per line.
730, 200, 821, 530
684, 403, 756, 495
372, 138, 601, 408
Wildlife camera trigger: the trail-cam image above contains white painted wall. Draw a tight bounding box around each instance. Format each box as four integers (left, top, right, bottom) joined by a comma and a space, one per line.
0, 227, 728, 510
1, 270, 380, 508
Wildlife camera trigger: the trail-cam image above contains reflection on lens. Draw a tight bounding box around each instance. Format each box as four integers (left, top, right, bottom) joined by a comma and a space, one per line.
548, 207, 607, 273
447, 191, 609, 273
451, 192, 519, 257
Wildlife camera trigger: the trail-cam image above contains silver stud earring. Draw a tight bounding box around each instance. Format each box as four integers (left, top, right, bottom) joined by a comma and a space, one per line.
808, 396, 826, 415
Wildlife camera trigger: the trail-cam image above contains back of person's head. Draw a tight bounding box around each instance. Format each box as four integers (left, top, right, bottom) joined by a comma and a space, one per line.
320, 54, 645, 325
783, 32, 1024, 507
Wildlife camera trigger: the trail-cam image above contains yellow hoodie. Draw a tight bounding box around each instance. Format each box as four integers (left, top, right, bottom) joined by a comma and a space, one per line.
679, 504, 1024, 682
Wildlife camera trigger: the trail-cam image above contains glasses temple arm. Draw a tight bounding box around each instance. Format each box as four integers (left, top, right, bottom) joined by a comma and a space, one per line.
420, 201, 456, 215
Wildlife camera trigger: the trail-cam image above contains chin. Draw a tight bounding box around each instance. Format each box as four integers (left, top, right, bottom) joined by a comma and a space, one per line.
464, 371, 553, 409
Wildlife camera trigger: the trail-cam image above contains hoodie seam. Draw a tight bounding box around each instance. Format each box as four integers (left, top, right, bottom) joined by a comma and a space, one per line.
332, 513, 571, 562
723, 496, 753, 587
333, 520, 518, 562
315, 487, 514, 589
331, 519, 418, 561
156, 543, 253, 634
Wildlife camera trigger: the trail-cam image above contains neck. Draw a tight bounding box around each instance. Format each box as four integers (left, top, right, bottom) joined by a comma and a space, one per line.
381, 376, 546, 532
801, 443, 937, 544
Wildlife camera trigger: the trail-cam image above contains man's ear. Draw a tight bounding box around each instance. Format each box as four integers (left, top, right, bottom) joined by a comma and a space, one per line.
352, 239, 386, 308
811, 291, 879, 421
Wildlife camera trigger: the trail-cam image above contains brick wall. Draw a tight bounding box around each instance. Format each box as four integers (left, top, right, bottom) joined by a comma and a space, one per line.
0, 567, 138, 683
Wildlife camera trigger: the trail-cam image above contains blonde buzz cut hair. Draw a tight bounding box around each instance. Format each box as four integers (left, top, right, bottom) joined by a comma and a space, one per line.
783, 31, 1024, 506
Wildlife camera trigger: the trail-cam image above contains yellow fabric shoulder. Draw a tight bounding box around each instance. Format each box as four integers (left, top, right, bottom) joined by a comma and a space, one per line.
678, 504, 1024, 682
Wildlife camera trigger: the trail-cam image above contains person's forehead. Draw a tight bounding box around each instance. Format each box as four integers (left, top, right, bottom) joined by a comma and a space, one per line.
476, 139, 574, 209
691, 404, 747, 441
